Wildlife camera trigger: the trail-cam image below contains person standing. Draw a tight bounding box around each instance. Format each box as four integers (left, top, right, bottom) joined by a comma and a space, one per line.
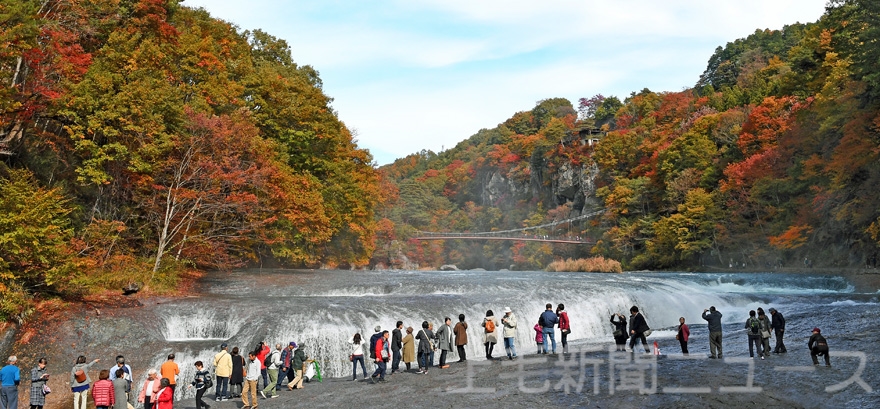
435, 318, 454, 369
540, 304, 559, 354
286, 343, 309, 391
241, 352, 259, 409
676, 317, 690, 354
253, 343, 270, 389
416, 321, 434, 374
453, 314, 468, 362
628, 306, 651, 353
757, 308, 772, 359
808, 328, 830, 366
229, 348, 246, 398
0, 356, 20, 409
556, 304, 571, 354
501, 307, 518, 360
260, 344, 281, 399
29, 358, 48, 409
108, 356, 132, 402
370, 331, 390, 383
426, 322, 436, 368
213, 343, 232, 402
91, 370, 115, 409
391, 321, 403, 374
610, 313, 628, 351
159, 354, 179, 391
186, 361, 212, 409
481, 311, 500, 360
70, 356, 100, 409
112, 369, 128, 409
402, 327, 416, 371
136, 369, 160, 409
534, 322, 544, 354
349, 333, 367, 380
745, 310, 764, 359
769, 308, 787, 353
276, 343, 294, 389
702, 306, 723, 359
153, 379, 173, 409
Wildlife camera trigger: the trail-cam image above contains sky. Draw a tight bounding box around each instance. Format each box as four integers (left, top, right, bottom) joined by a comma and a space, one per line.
180, 0, 828, 165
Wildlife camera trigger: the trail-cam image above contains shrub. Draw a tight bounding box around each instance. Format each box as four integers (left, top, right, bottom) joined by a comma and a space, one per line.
546, 257, 623, 273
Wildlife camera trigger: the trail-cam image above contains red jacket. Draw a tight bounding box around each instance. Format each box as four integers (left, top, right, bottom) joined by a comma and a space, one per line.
92, 379, 115, 407
374, 337, 387, 362
558, 311, 570, 331
256, 345, 270, 370
154, 386, 174, 409
678, 323, 690, 342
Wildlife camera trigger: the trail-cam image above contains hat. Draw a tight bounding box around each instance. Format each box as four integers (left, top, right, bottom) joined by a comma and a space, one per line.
374, 325, 382, 332
503, 307, 512, 313
221, 342, 228, 348
769, 308, 777, 313
812, 327, 821, 333
289, 342, 296, 347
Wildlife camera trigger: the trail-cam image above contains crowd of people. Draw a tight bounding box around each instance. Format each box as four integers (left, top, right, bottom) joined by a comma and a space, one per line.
0, 303, 834, 409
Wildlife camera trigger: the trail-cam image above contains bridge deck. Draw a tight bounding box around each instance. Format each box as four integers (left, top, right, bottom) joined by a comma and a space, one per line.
411, 235, 590, 244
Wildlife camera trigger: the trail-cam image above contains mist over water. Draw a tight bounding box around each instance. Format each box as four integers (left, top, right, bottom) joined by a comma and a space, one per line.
144, 269, 865, 401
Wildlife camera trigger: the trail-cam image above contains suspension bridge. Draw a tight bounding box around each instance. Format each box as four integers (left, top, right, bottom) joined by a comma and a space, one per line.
411, 209, 605, 244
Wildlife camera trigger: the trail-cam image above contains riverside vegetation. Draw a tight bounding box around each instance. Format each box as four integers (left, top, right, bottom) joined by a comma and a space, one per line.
3, 1, 880, 320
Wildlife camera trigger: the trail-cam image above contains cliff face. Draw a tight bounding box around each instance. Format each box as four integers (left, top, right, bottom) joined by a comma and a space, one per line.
480, 161, 599, 215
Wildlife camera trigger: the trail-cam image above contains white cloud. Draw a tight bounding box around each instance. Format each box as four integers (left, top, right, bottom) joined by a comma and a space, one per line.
181, 0, 828, 164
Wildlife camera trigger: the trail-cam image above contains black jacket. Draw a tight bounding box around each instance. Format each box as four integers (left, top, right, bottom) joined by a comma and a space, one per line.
630, 313, 649, 335
771, 312, 786, 330
392, 328, 403, 351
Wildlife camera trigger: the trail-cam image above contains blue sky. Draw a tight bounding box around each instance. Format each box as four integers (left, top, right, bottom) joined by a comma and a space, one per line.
180, 0, 828, 165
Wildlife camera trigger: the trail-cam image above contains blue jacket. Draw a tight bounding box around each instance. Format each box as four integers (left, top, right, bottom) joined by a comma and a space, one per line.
0, 364, 20, 386
540, 310, 559, 329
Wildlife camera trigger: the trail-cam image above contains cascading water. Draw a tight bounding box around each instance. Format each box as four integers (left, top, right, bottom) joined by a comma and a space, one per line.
140, 269, 858, 403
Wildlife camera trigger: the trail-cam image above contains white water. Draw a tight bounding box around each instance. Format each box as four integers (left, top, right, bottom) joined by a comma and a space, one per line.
141, 269, 859, 402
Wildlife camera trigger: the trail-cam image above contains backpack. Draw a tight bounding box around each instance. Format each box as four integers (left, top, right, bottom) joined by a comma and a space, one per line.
814, 335, 829, 352
484, 319, 495, 333
748, 318, 761, 335
263, 350, 277, 368
369, 333, 381, 359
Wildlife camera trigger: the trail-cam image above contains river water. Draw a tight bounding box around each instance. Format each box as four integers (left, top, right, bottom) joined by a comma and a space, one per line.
139, 268, 880, 402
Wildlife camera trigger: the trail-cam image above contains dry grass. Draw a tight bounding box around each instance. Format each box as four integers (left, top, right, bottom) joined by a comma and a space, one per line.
546, 257, 623, 273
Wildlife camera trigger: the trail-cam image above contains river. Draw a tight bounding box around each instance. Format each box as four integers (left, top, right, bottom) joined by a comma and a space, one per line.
136, 268, 878, 402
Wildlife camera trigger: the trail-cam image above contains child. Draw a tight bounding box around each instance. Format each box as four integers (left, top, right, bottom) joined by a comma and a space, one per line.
534, 322, 544, 354
187, 361, 212, 409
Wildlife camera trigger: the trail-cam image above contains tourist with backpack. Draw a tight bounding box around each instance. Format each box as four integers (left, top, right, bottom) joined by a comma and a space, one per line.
808, 327, 830, 366
745, 310, 764, 359
186, 361, 212, 409
260, 344, 281, 399
370, 331, 390, 383
70, 356, 100, 409
453, 314, 468, 362
369, 326, 383, 364
540, 304, 559, 354
285, 343, 309, 391
482, 310, 500, 359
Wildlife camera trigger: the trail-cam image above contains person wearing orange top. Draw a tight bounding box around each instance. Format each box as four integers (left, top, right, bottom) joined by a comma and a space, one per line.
159, 354, 180, 391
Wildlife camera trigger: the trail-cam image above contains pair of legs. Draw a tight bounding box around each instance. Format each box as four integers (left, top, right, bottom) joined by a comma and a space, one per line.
371, 360, 387, 380
485, 341, 496, 359
761, 336, 771, 357
811, 349, 831, 366
774, 329, 787, 353
286, 368, 304, 390
214, 376, 229, 400
503, 337, 517, 358
72, 390, 88, 409
1, 387, 19, 409
561, 330, 569, 353
274, 368, 288, 390
679, 339, 689, 354
352, 355, 367, 380
262, 368, 278, 397
439, 349, 449, 367
391, 348, 401, 372
241, 379, 258, 409
542, 328, 557, 353
195, 387, 209, 409
709, 331, 723, 358
748, 336, 763, 358
536, 342, 544, 354
417, 352, 429, 372
456, 345, 467, 362
629, 333, 650, 353
229, 383, 242, 397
